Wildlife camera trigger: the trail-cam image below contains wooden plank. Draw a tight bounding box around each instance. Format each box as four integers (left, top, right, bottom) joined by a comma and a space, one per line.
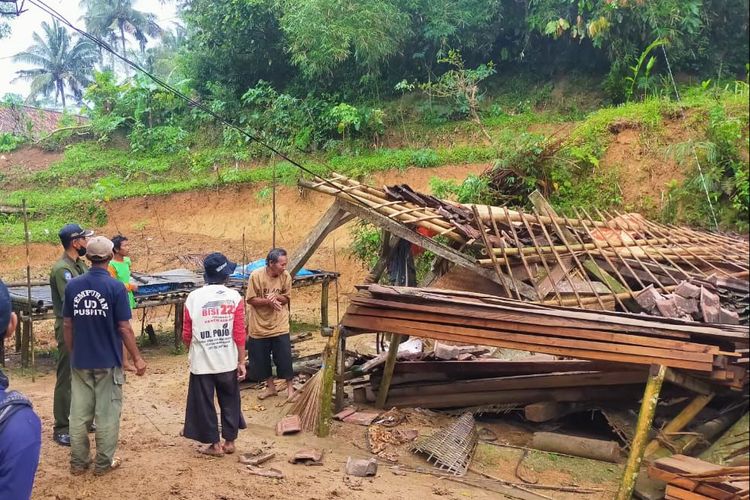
341, 315, 713, 371
664, 368, 714, 395
647, 467, 736, 500
348, 305, 716, 354
345, 310, 715, 363
365, 285, 748, 341
390, 359, 636, 377
664, 484, 714, 500
353, 293, 691, 340
337, 199, 538, 300
384, 385, 644, 408
386, 370, 648, 397
289, 201, 351, 276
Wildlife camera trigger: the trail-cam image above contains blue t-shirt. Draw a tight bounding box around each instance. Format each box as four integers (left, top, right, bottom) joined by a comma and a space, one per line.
63, 267, 132, 369
0, 386, 41, 500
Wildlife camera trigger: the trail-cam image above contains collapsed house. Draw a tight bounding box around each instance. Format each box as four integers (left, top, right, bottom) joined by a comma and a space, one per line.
290, 173, 749, 499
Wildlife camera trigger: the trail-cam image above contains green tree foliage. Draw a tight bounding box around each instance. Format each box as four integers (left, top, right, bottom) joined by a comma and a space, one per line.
13, 19, 98, 109
280, 0, 409, 79
181, 0, 292, 98
81, 0, 162, 62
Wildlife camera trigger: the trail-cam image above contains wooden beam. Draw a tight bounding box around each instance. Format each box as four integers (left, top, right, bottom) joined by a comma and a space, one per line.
664, 368, 714, 395
338, 199, 538, 300
529, 190, 576, 244
616, 364, 667, 500
289, 201, 352, 276
375, 333, 402, 408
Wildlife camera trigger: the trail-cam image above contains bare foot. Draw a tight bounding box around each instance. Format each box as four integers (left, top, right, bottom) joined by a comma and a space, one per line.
198, 443, 224, 457
258, 387, 278, 400
223, 441, 236, 454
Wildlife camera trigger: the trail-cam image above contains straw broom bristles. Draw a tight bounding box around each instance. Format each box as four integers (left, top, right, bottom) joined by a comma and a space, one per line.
286, 370, 323, 432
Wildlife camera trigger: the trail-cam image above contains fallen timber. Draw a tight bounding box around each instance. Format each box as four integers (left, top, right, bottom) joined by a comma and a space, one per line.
341, 285, 748, 377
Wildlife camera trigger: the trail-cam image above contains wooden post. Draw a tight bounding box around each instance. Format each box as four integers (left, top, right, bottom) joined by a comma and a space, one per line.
643, 392, 714, 458
616, 364, 667, 500
22, 199, 35, 380
21, 317, 30, 368
375, 333, 402, 408
335, 334, 346, 412
316, 326, 341, 438
174, 302, 184, 351
320, 280, 329, 329
14, 314, 21, 353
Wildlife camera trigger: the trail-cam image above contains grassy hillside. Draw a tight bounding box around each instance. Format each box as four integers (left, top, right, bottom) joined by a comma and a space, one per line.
1, 81, 747, 245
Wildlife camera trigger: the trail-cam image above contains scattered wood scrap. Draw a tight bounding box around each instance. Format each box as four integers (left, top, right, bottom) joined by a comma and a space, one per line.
648, 454, 749, 500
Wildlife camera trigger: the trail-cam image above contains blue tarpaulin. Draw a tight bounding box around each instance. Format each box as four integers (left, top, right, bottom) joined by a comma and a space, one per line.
230, 259, 314, 279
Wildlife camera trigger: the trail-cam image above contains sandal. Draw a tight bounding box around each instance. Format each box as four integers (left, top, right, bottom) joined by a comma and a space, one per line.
94, 457, 122, 476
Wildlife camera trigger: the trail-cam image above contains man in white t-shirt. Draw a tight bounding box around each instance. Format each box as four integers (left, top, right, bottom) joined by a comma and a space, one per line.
182, 253, 247, 456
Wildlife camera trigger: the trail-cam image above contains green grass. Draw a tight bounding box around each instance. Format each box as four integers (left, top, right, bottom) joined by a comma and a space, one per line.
2, 84, 747, 245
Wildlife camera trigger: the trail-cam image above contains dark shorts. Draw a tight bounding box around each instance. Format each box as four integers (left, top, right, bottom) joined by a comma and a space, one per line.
248, 333, 294, 381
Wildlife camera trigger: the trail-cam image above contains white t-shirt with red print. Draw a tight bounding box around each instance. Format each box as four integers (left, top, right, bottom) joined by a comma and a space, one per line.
183, 285, 245, 375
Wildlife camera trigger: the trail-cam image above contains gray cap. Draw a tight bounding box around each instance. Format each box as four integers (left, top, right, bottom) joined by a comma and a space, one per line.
86, 236, 114, 261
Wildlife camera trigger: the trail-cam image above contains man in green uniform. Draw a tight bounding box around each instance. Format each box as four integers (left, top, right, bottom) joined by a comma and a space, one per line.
50, 223, 93, 446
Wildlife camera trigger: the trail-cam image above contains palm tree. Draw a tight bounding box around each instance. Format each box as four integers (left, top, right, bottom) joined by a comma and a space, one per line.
80, 0, 162, 73
13, 19, 98, 109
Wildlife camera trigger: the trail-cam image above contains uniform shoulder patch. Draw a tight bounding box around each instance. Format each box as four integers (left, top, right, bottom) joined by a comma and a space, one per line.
63, 270, 73, 282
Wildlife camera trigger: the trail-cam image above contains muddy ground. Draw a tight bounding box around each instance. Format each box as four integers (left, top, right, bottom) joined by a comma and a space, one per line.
2, 163, 626, 498
8, 335, 622, 500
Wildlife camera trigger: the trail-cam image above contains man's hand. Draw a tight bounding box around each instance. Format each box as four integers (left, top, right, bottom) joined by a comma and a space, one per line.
130, 283, 139, 292
237, 363, 247, 381
133, 357, 147, 376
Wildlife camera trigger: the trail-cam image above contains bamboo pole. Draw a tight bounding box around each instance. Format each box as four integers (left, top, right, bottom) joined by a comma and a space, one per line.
316, 325, 341, 437
472, 205, 515, 299
595, 208, 670, 294
643, 392, 714, 458
517, 212, 564, 305
501, 207, 544, 301
301, 179, 463, 241
616, 365, 667, 500
531, 208, 585, 308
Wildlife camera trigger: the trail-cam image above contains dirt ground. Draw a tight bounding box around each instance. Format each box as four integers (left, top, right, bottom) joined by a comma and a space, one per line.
8, 335, 621, 500
0, 160, 635, 499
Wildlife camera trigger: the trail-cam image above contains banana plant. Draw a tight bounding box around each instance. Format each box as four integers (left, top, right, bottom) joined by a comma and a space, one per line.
625, 38, 668, 101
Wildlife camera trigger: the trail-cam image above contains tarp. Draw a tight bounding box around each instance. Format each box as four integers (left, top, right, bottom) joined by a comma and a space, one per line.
230, 259, 314, 279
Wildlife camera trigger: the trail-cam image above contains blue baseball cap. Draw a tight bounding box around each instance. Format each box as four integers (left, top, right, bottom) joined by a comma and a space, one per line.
203, 252, 237, 283
59, 223, 94, 247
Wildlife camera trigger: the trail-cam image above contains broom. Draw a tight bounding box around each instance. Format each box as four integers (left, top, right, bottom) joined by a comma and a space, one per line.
285, 369, 323, 432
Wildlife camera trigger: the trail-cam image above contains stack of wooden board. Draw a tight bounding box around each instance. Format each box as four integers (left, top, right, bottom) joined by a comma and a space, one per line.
648, 455, 749, 499
342, 285, 749, 377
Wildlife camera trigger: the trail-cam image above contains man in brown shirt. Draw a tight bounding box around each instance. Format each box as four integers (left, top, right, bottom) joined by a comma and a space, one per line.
246, 248, 295, 400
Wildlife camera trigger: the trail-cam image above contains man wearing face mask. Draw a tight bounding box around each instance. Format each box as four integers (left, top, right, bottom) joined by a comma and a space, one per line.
50, 223, 93, 447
